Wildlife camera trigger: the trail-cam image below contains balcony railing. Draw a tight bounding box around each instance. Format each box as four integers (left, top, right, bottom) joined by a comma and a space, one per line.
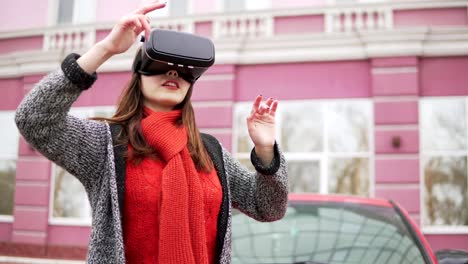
43, 27, 95, 52
0, 0, 466, 53
325, 7, 393, 33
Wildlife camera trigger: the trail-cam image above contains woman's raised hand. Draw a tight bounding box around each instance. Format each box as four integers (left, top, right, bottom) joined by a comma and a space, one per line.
100, 1, 166, 56
246, 95, 278, 165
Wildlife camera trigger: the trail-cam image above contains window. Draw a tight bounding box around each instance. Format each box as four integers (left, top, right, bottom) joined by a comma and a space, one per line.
50, 107, 114, 225
142, 0, 189, 18
234, 100, 373, 196
0, 112, 19, 219
222, 0, 271, 12
54, 0, 95, 25
420, 98, 468, 230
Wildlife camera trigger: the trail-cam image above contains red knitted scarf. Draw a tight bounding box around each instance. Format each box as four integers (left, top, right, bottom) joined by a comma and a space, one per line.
141, 107, 208, 264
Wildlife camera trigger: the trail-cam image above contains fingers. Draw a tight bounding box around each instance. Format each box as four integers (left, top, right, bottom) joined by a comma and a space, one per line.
249, 95, 278, 117
270, 100, 278, 117
250, 95, 262, 114
131, 16, 143, 34
134, 0, 167, 15
138, 15, 151, 40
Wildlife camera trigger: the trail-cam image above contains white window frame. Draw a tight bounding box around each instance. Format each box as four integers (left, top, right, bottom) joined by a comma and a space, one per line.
47, 0, 97, 26
327, 0, 387, 4
0, 111, 19, 222
233, 99, 374, 196
216, 0, 272, 13
140, 0, 193, 17
420, 96, 468, 234
48, 106, 115, 226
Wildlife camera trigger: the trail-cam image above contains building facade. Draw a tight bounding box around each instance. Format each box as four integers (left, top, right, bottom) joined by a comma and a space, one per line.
0, 0, 467, 260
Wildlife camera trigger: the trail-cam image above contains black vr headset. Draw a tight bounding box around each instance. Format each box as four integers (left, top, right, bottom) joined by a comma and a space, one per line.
132, 29, 215, 83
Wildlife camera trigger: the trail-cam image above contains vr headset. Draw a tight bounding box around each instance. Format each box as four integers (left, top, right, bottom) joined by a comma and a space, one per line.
132, 29, 215, 83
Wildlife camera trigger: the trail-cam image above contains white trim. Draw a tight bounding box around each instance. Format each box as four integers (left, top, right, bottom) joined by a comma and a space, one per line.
187, 0, 195, 15
47, 0, 58, 27
48, 162, 57, 223
374, 124, 419, 131
369, 101, 376, 197
421, 151, 468, 157
375, 183, 420, 189
48, 218, 92, 226
0, 215, 14, 222
375, 154, 419, 159
15, 180, 49, 187
423, 226, 468, 235
373, 96, 419, 102
12, 230, 46, 237
0, 256, 84, 264
372, 67, 418, 75
15, 205, 47, 212
199, 128, 232, 134
192, 101, 233, 107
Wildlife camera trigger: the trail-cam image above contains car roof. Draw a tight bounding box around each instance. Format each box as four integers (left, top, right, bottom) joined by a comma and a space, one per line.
288, 193, 393, 208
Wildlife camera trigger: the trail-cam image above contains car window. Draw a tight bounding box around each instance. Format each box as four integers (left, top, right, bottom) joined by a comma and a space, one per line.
232, 202, 427, 264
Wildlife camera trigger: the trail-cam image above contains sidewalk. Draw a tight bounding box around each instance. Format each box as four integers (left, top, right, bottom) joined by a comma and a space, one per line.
0, 257, 84, 264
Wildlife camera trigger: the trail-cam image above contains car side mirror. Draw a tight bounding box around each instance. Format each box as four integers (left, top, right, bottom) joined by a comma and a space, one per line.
435, 249, 468, 264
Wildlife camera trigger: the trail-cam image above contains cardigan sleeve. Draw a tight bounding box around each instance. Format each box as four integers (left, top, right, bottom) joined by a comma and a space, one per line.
222, 145, 288, 222
15, 53, 109, 190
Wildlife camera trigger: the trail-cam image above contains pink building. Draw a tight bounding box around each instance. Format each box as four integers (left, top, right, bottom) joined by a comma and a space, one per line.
0, 0, 467, 260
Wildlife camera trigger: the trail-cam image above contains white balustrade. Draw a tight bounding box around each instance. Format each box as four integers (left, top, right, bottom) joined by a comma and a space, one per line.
151, 19, 194, 33
325, 7, 393, 33
43, 27, 95, 52
213, 15, 273, 39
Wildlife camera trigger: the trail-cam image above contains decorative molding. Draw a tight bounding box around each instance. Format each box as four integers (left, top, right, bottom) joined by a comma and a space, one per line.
372, 67, 418, 74
0, 256, 84, 264
373, 96, 419, 102
0, 27, 468, 78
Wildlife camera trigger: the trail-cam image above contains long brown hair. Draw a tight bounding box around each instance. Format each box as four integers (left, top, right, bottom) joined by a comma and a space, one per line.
94, 49, 213, 172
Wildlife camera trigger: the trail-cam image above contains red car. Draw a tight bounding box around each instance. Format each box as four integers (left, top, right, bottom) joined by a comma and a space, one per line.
231, 194, 454, 264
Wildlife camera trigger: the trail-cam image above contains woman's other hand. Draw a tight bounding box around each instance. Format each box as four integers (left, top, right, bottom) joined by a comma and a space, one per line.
100, 1, 166, 56
246, 95, 278, 165
77, 1, 166, 74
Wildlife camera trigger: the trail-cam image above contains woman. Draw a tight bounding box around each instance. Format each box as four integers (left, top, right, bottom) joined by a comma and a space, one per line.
15, 1, 288, 264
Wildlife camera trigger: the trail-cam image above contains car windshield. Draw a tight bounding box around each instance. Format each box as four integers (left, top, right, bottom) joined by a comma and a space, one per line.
231, 201, 427, 264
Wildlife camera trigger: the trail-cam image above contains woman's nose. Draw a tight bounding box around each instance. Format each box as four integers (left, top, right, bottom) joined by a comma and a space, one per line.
166, 70, 179, 78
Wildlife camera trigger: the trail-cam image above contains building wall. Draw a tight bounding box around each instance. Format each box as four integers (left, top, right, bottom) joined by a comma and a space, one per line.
0, 0, 467, 259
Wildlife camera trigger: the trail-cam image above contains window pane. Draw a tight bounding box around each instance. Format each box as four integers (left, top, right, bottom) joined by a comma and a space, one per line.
329, 158, 369, 196
235, 104, 254, 153
53, 166, 91, 220
421, 99, 467, 151
423, 156, 468, 226
0, 112, 19, 157
170, 0, 187, 16
224, 0, 245, 12
57, 0, 74, 24
281, 103, 323, 152
328, 102, 370, 152
0, 160, 16, 216
246, 0, 271, 10
74, 0, 95, 24
288, 161, 320, 193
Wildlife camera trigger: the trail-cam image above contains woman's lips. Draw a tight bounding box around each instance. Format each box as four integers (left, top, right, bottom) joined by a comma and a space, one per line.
162, 80, 179, 90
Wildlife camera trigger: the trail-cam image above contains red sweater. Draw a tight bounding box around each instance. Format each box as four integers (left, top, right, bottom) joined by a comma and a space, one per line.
123, 154, 222, 264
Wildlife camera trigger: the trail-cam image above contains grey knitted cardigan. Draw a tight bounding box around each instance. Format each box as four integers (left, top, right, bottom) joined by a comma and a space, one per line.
15, 54, 288, 264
